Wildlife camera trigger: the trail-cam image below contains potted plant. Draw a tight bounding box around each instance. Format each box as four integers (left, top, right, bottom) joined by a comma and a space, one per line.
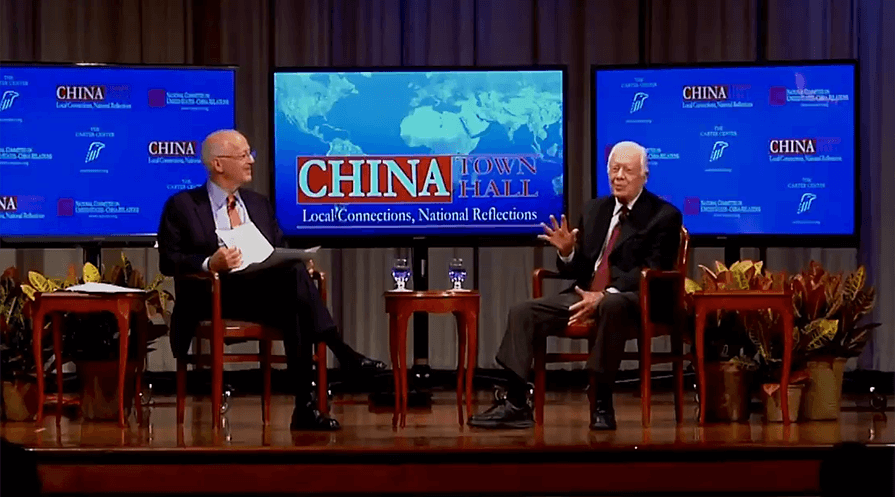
790, 261, 879, 420
21, 254, 172, 421
0, 267, 51, 421
742, 304, 811, 423
686, 261, 764, 422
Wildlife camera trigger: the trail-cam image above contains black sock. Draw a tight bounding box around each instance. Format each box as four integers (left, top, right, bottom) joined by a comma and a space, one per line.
594, 375, 614, 406
504, 371, 529, 407
319, 327, 359, 366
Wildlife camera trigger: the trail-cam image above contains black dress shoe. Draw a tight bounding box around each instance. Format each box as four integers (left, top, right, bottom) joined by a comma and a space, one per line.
343, 354, 387, 372
357, 356, 387, 370
468, 399, 534, 429
590, 398, 617, 431
290, 404, 341, 431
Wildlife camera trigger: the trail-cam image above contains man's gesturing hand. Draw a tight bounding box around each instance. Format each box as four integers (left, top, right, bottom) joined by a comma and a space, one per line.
537, 214, 579, 257
209, 247, 242, 273
568, 286, 603, 327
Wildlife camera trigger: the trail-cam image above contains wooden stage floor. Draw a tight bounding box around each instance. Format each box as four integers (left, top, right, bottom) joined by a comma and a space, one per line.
2, 391, 893, 496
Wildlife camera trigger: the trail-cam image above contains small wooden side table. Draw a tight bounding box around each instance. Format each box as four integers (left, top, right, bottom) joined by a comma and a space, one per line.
384, 290, 479, 428
691, 290, 794, 425
31, 292, 148, 428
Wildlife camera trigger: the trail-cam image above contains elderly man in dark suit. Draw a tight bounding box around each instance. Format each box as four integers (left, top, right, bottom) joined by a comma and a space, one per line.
157, 129, 384, 431
469, 141, 682, 430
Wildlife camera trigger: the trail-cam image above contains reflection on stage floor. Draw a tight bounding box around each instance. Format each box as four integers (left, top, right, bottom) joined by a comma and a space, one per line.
3, 391, 891, 449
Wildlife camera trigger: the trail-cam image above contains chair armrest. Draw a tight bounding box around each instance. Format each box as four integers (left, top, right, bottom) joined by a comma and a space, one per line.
640, 269, 685, 325
175, 272, 223, 331
532, 268, 564, 299
178, 271, 217, 281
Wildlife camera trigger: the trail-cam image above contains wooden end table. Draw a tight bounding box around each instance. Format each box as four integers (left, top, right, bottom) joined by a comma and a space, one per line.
384, 290, 479, 428
692, 290, 794, 425
31, 291, 148, 428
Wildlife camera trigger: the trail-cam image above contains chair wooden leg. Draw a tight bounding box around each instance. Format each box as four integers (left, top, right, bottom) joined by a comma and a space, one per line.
176, 358, 186, 424
695, 306, 707, 425
212, 339, 223, 430
52, 314, 65, 426
262, 340, 272, 426
454, 312, 467, 426
316, 342, 328, 414
640, 333, 652, 428
533, 335, 547, 426
672, 332, 685, 424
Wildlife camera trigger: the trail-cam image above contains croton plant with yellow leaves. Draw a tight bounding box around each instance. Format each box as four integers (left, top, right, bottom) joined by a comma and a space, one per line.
3, 253, 173, 365
686, 259, 881, 390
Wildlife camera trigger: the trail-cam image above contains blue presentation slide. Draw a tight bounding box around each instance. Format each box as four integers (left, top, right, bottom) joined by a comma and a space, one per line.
0, 65, 235, 238
272, 69, 565, 238
594, 63, 855, 236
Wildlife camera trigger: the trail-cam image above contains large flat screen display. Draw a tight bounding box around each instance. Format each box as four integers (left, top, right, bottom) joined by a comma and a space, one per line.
0, 63, 236, 241
594, 61, 857, 245
272, 67, 566, 244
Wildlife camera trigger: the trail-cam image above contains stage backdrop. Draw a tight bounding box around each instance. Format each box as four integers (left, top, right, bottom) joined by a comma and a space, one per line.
1, 0, 892, 373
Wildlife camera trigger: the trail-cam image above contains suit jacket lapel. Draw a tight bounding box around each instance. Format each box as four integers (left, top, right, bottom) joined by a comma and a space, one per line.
612, 190, 652, 254
590, 199, 614, 261
192, 185, 217, 249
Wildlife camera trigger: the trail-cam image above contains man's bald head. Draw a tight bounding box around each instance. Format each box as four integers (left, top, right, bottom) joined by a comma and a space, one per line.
201, 129, 255, 191
201, 129, 245, 170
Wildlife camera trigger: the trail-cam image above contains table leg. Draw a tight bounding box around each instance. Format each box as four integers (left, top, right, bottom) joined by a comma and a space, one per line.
52, 313, 64, 425
453, 311, 467, 426
116, 300, 131, 428
135, 316, 147, 426
781, 309, 794, 425
695, 304, 707, 425
397, 312, 410, 428
33, 311, 46, 425
388, 312, 405, 428
465, 311, 478, 423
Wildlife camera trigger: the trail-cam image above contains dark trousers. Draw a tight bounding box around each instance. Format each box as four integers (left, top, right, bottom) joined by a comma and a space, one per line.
219, 260, 337, 407
495, 290, 640, 388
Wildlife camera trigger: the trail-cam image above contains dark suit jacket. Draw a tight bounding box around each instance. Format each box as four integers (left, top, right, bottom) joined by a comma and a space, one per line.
157, 184, 284, 357
556, 188, 682, 294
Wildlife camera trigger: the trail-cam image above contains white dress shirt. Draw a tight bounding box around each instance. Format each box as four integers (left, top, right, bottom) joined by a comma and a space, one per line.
201, 180, 251, 271
558, 189, 643, 293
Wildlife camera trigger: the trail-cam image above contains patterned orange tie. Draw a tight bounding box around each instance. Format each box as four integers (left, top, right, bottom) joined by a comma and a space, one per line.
227, 194, 242, 228
590, 205, 628, 292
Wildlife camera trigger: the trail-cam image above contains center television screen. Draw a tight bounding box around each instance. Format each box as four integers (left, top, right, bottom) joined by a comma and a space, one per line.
272, 67, 566, 241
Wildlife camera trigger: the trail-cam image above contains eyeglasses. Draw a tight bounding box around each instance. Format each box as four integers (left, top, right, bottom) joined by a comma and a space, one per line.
217, 150, 256, 161
608, 165, 639, 176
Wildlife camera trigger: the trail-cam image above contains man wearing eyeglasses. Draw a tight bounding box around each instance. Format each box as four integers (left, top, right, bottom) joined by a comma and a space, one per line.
157, 129, 385, 431
469, 141, 683, 431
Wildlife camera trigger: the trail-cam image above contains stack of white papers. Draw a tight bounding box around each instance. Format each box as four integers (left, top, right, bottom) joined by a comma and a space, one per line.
66, 282, 146, 293
216, 222, 320, 273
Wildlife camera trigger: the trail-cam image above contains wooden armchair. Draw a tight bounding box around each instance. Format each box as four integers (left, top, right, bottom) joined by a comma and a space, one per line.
532, 226, 691, 427
175, 265, 329, 429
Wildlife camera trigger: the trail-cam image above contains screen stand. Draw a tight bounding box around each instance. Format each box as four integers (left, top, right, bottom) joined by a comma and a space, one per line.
724, 245, 740, 268
409, 241, 433, 406
82, 244, 102, 271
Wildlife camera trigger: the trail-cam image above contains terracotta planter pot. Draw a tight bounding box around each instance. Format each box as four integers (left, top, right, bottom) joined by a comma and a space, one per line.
762, 383, 805, 423
2, 380, 39, 421
76, 360, 138, 421
801, 356, 847, 421
703, 361, 752, 422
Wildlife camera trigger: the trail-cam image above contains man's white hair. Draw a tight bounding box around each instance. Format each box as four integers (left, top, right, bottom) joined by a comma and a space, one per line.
607, 140, 649, 176
200, 129, 238, 172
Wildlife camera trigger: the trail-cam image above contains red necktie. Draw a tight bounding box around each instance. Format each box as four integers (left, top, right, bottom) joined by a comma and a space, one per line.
227, 194, 242, 228
590, 205, 628, 292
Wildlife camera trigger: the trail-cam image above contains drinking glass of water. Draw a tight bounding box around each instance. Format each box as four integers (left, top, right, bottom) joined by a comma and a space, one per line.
392, 258, 411, 291
448, 258, 467, 291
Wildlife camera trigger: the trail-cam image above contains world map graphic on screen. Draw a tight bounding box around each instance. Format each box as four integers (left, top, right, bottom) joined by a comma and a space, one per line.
272, 70, 565, 239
